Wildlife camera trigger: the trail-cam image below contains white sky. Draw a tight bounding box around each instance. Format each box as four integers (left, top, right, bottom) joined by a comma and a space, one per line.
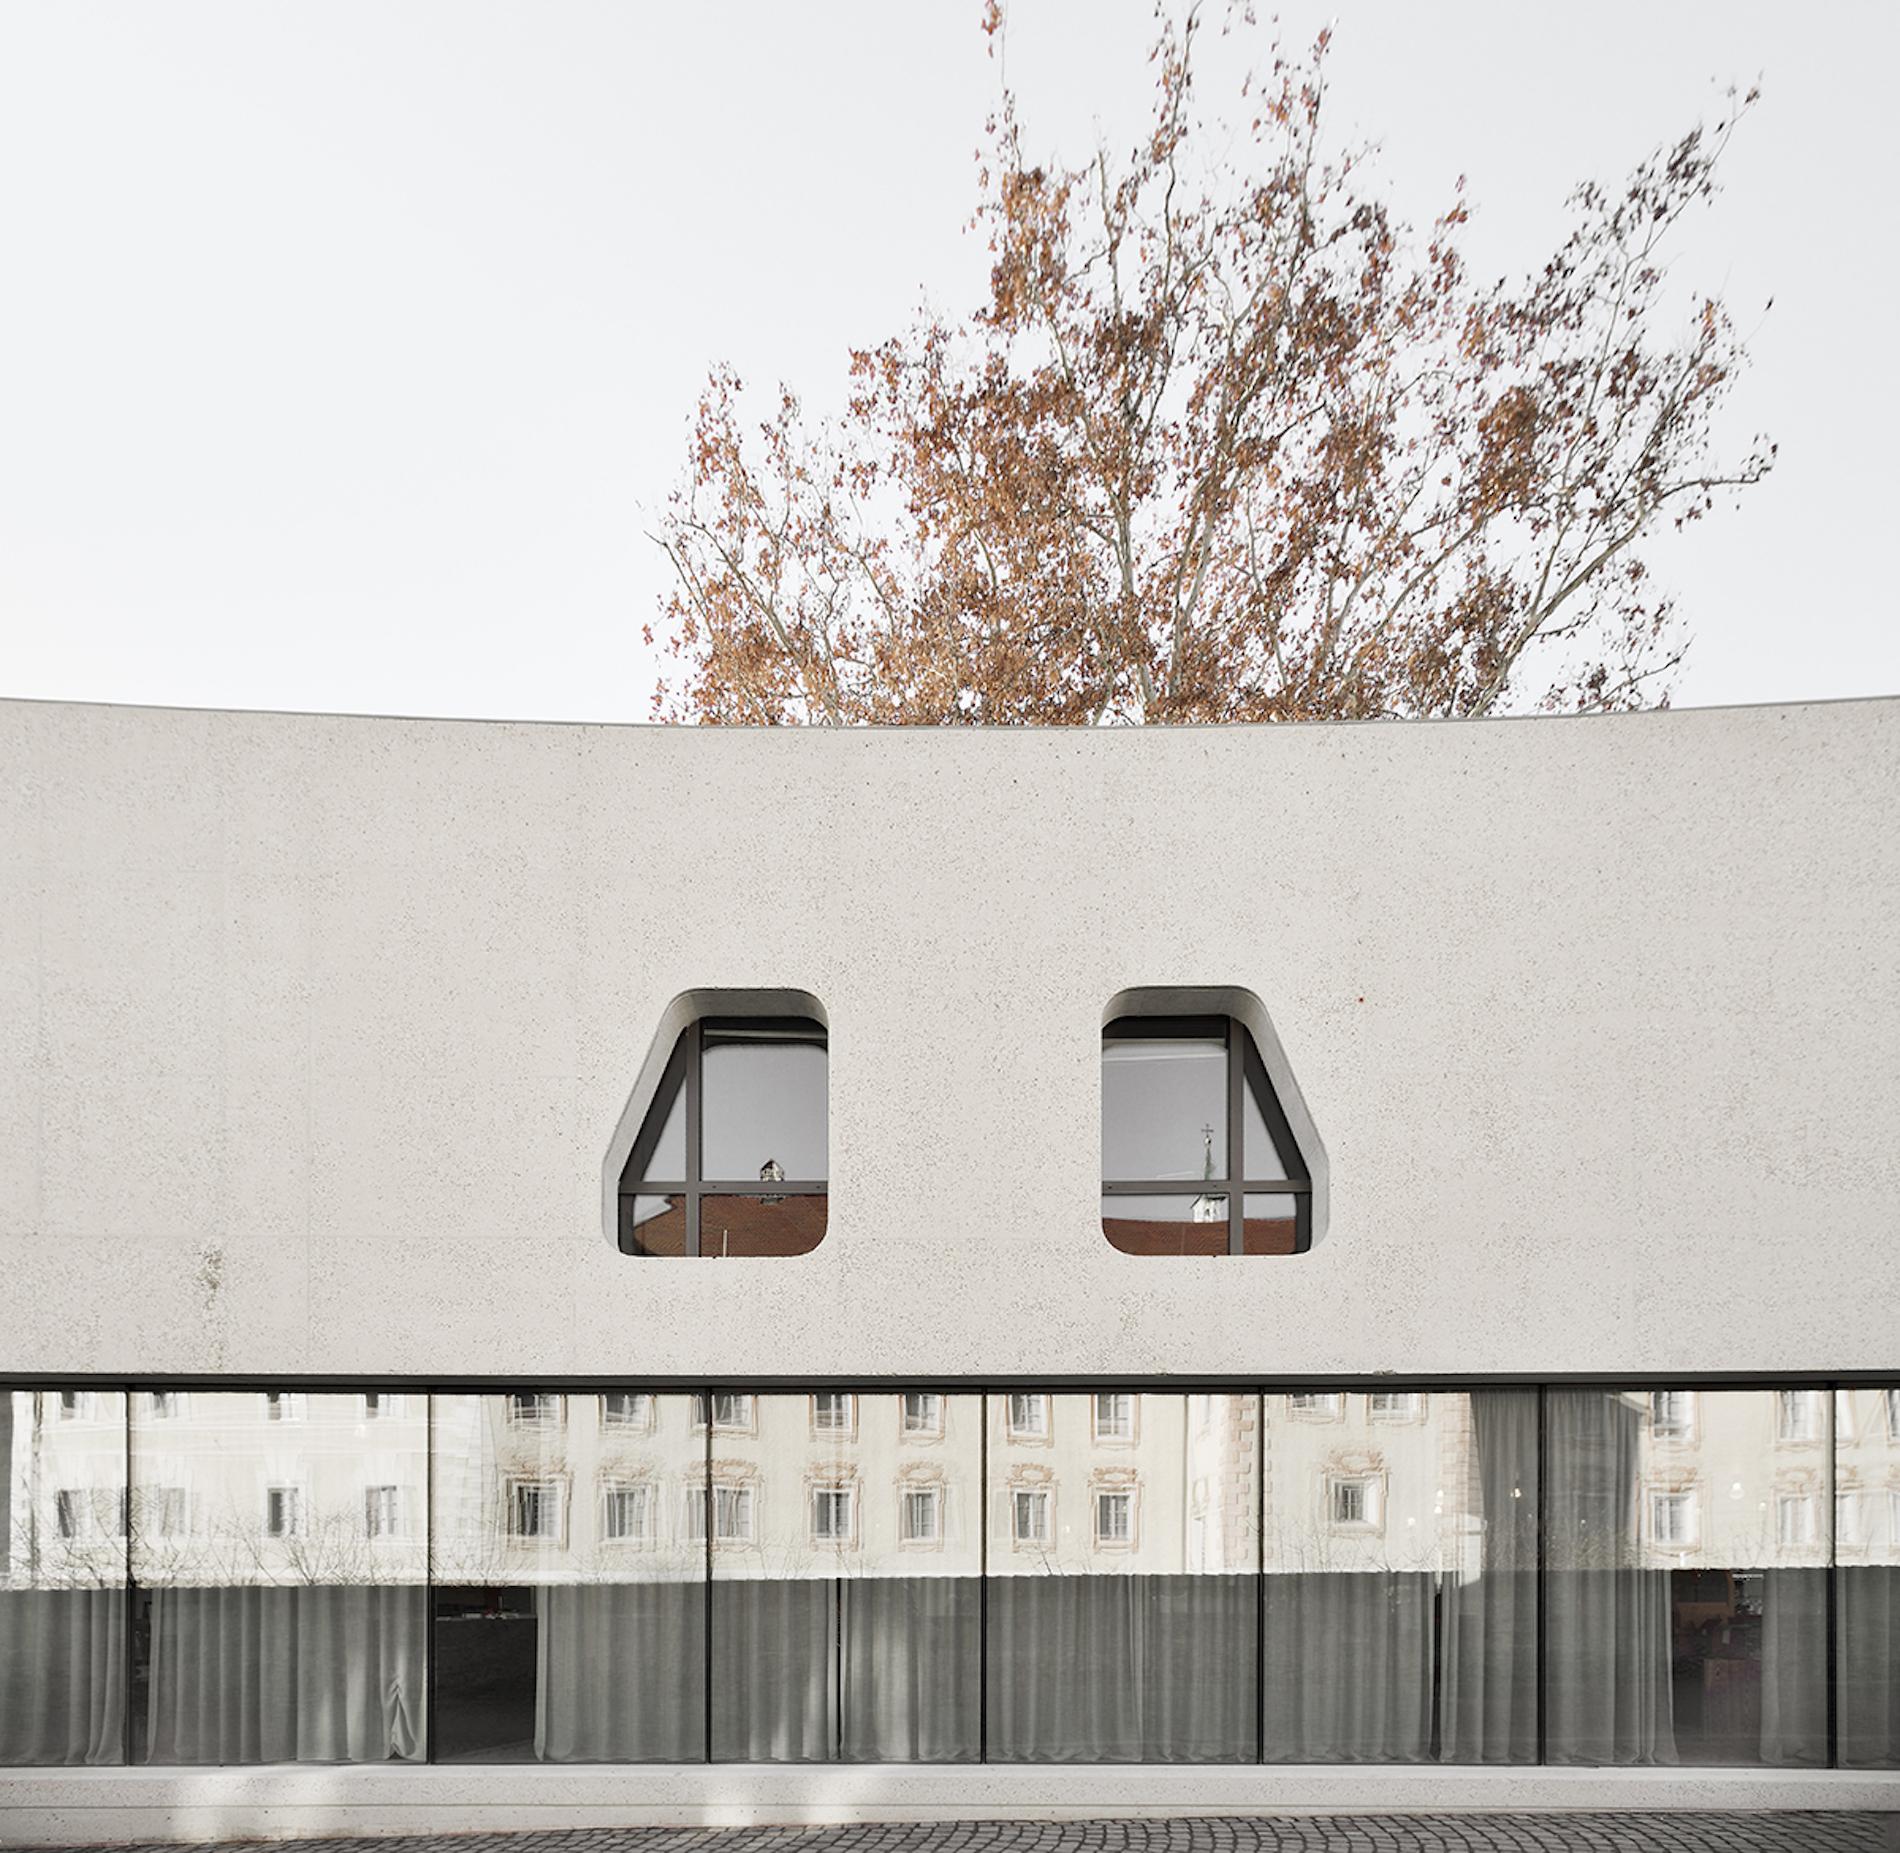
2, 1, 1894, 722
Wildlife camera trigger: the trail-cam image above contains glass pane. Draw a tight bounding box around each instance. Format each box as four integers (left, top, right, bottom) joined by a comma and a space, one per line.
1243, 1076, 1290, 1180
1837, 1386, 1900, 1768
432, 1393, 704, 1762
1545, 1387, 1827, 1767
129, 1390, 425, 1764
620, 1193, 686, 1257
985, 1392, 1256, 1761
636, 1074, 685, 1183
1261, 1388, 1536, 1764
0, 1389, 127, 1766
1102, 1194, 1229, 1256
1242, 1193, 1299, 1255
700, 1194, 827, 1258
1101, 1034, 1227, 1183
712, 1394, 981, 1762
701, 1036, 827, 1182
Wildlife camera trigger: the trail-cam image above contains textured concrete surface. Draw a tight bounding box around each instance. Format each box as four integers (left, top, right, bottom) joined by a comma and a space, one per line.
1, 697, 1897, 1380
9, 1817, 1899, 1853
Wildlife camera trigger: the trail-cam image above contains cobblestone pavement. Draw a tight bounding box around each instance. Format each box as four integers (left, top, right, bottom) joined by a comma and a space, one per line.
28, 1818, 1900, 1853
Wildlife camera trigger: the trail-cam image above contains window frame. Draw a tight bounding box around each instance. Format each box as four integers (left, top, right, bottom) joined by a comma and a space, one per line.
618, 1015, 828, 1257
1101, 1014, 1312, 1254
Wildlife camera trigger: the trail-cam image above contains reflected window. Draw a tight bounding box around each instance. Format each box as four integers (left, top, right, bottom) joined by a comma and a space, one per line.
1327, 1474, 1383, 1531
508, 1393, 561, 1428
1368, 1391, 1422, 1421
811, 1486, 854, 1544
900, 1486, 942, 1543
618, 1012, 828, 1256
148, 1390, 182, 1418
1779, 1493, 1820, 1547
1779, 1390, 1824, 1444
506, 1478, 565, 1542
365, 1486, 401, 1538
264, 1487, 303, 1538
602, 1482, 654, 1544
1102, 1012, 1311, 1254
902, 1393, 944, 1438
1651, 1390, 1695, 1440
1012, 1489, 1050, 1545
694, 1393, 755, 1432
1093, 1489, 1134, 1547
601, 1391, 654, 1431
1093, 1393, 1136, 1442
1006, 1394, 1049, 1441
1649, 1488, 1697, 1547
1289, 1392, 1343, 1420
812, 1392, 856, 1436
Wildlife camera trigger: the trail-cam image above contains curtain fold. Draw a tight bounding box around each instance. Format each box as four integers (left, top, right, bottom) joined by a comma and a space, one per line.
535, 1582, 705, 1761
710, 1578, 837, 1762
1758, 1568, 1827, 1767
840, 1576, 979, 1762
1439, 1390, 1540, 1763
1544, 1391, 1676, 1766
143, 1585, 425, 1763
1261, 1572, 1434, 1762
1839, 1565, 1900, 1769
0, 1588, 126, 1766
986, 1574, 1254, 1762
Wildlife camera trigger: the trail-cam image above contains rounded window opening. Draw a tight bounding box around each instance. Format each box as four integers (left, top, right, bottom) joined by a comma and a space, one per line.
618, 1012, 828, 1257
1101, 1012, 1311, 1255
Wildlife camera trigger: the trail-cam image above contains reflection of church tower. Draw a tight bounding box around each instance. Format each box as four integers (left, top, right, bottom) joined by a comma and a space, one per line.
1189, 1124, 1225, 1224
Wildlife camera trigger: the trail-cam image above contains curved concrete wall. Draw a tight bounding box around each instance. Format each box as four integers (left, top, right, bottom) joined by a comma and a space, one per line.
1, 696, 1895, 1380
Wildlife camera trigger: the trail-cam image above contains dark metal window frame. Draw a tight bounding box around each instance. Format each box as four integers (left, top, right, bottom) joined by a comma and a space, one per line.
619, 1015, 828, 1257
1101, 1013, 1313, 1254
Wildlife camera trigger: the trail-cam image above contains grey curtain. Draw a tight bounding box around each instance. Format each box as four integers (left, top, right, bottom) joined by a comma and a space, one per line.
711, 1578, 837, 1761
535, 1582, 705, 1761
143, 1585, 425, 1763
986, 1574, 1255, 1762
1261, 1572, 1434, 1762
1838, 1566, 1900, 1768
0, 1588, 126, 1765
1439, 1389, 1539, 1763
1758, 1569, 1827, 1767
841, 1577, 979, 1761
1544, 1391, 1676, 1765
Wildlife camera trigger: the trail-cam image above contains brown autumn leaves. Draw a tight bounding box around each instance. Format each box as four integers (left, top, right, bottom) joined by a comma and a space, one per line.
648, 9, 1771, 726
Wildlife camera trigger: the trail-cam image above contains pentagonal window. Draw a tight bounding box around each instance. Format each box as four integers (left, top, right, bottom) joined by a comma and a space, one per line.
1101, 1013, 1310, 1254
618, 1015, 827, 1257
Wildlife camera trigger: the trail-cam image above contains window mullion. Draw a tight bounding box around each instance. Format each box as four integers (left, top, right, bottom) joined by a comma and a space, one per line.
685, 1024, 703, 1258
1227, 1018, 1244, 1257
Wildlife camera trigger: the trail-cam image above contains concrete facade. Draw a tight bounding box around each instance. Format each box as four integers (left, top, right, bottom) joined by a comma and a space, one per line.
3, 695, 1900, 1841
1, 695, 1895, 1382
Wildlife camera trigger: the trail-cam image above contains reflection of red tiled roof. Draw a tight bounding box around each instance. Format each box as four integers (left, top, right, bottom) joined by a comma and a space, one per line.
625, 1195, 827, 1258
1105, 1215, 1297, 1257
626, 1198, 1295, 1258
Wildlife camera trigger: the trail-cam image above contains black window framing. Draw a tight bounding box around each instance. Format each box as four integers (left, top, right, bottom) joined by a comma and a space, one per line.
1101, 1012, 1313, 1254
618, 1014, 828, 1257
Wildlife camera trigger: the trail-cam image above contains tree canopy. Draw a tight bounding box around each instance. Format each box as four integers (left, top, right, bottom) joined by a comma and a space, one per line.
649, 7, 1771, 725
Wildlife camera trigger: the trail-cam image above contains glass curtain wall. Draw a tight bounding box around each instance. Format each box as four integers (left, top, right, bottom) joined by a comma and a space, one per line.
986, 1392, 1257, 1760
128, 1390, 427, 1763
1544, 1387, 1829, 1767
710, 1392, 980, 1761
1259, 1389, 1537, 1763
0, 1389, 126, 1765
1838, 1387, 1900, 1768
431, 1392, 704, 1761
3, 1381, 1895, 1768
